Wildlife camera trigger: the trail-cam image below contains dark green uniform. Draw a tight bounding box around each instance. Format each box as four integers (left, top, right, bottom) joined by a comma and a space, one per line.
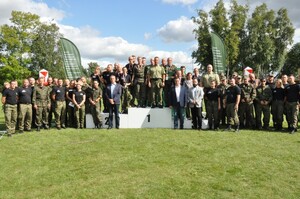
147, 65, 165, 107
32, 85, 51, 129
205, 87, 220, 129
255, 85, 272, 129
164, 64, 177, 107
239, 83, 256, 129
133, 65, 146, 107
217, 83, 228, 126
271, 87, 285, 130
89, 87, 102, 128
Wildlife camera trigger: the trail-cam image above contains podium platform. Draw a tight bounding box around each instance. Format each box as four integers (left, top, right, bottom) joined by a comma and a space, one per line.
86, 107, 208, 129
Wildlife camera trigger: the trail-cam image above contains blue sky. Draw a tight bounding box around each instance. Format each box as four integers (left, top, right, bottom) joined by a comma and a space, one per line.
0, 0, 299, 70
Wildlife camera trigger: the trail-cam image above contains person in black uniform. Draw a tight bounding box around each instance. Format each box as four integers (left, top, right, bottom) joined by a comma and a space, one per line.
18, 79, 33, 133
285, 75, 300, 134
66, 80, 76, 128
102, 64, 115, 113
271, 79, 285, 131
72, 80, 86, 129
205, 80, 221, 130
225, 78, 241, 132
52, 79, 67, 130
2, 80, 19, 137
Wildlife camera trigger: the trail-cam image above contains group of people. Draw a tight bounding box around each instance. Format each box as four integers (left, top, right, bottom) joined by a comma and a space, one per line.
1, 55, 300, 137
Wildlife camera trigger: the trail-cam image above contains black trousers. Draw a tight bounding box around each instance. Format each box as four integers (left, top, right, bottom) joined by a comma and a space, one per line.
191, 107, 202, 129
108, 104, 120, 128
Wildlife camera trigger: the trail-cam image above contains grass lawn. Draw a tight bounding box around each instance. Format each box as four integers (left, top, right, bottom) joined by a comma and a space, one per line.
0, 106, 299, 198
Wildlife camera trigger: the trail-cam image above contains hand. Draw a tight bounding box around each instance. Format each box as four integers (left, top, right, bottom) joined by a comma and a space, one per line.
34, 105, 38, 110
148, 82, 151, 88
109, 99, 114, 104
234, 104, 238, 110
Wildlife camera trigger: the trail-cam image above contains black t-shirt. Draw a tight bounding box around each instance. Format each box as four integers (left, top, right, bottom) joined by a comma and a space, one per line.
120, 73, 131, 87
18, 87, 32, 104
272, 87, 285, 101
3, 88, 18, 105
67, 87, 76, 101
102, 71, 115, 86
52, 86, 66, 101
226, 85, 241, 104
90, 73, 101, 84
205, 87, 220, 101
73, 90, 86, 104
285, 83, 300, 102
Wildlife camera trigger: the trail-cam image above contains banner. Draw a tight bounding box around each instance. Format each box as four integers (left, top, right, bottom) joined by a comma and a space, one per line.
59, 38, 84, 79
211, 32, 227, 74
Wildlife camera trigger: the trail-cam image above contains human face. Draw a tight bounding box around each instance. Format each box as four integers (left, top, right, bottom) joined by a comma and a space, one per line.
23, 79, 29, 87
110, 75, 116, 84
207, 65, 213, 73
58, 79, 63, 87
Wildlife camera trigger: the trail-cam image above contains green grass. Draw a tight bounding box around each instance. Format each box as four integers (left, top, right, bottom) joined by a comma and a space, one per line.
0, 129, 299, 198
0, 103, 300, 198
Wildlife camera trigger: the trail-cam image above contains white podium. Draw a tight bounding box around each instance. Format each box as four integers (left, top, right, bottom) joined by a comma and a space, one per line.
86, 107, 208, 129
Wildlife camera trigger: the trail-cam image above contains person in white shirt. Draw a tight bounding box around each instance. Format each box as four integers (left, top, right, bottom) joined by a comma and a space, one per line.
188, 78, 204, 130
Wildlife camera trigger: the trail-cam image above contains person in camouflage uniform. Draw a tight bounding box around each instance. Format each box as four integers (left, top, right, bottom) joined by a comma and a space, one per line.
217, 76, 228, 126
120, 67, 132, 114
239, 76, 256, 129
89, 80, 103, 128
32, 77, 51, 131
147, 56, 165, 108
255, 77, 272, 130
164, 57, 177, 107
132, 57, 146, 107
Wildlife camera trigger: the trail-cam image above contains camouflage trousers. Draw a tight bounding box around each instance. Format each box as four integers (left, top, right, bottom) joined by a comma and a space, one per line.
226, 103, 239, 126
18, 104, 32, 131
35, 104, 49, 127
255, 103, 270, 128
286, 102, 299, 129
75, 105, 85, 128
4, 104, 18, 135
90, 104, 102, 127
55, 101, 66, 128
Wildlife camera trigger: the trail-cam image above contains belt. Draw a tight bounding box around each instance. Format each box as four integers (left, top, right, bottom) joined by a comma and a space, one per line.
20, 103, 32, 105
151, 78, 161, 81
56, 100, 66, 102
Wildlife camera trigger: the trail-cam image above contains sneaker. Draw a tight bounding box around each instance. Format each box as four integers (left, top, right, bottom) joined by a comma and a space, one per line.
37, 126, 41, 132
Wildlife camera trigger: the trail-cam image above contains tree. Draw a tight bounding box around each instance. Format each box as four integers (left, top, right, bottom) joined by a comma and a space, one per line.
272, 8, 295, 72
192, 10, 212, 68
243, 4, 276, 75
209, 0, 229, 40
228, 0, 248, 72
282, 43, 300, 75
0, 11, 64, 86
31, 23, 64, 78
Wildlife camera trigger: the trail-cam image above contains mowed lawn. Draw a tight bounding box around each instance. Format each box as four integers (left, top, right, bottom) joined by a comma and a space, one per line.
0, 109, 300, 198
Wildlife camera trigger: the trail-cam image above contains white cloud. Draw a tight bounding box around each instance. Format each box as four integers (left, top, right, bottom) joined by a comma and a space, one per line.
0, 0, 64, 25
144, 32, 152, 40
161, 0, 198, 5
157, 16, 196, 43
59, 25, 151, 61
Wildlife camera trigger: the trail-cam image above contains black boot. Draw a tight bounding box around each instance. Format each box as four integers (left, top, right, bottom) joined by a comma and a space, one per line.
235, 125, 240, 133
